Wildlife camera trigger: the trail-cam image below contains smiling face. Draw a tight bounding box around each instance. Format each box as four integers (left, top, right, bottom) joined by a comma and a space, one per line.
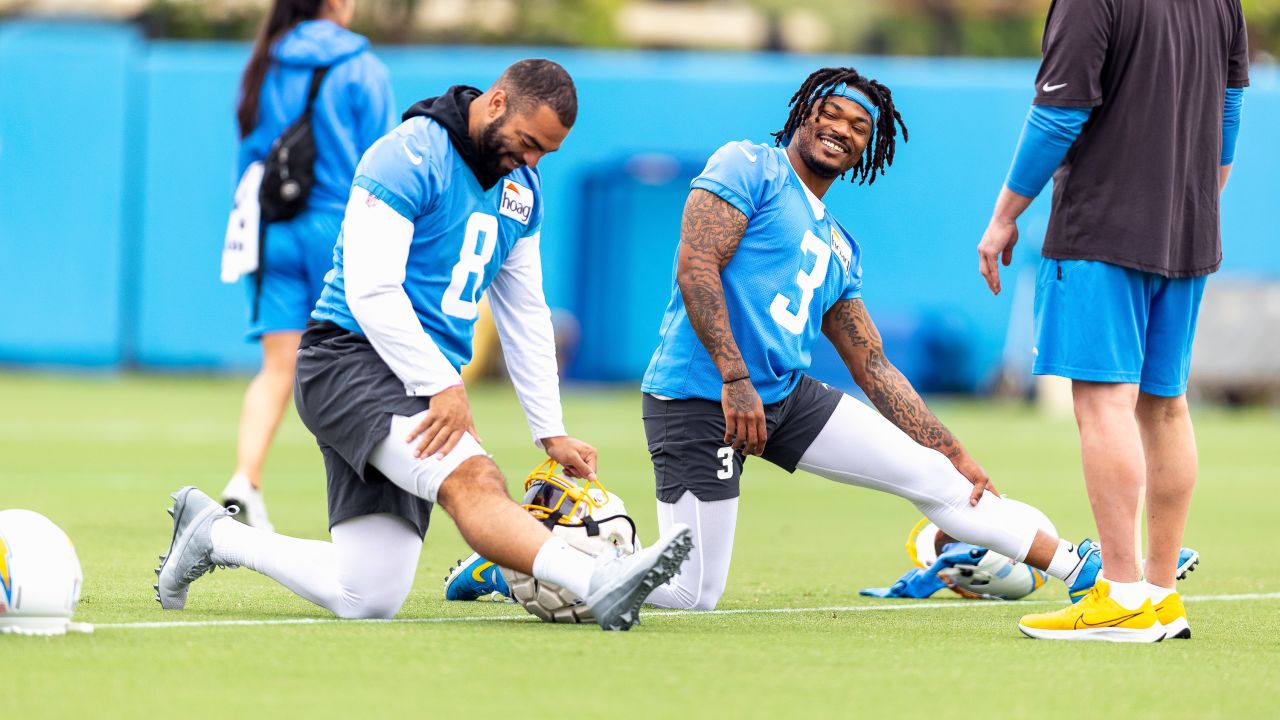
790, 95, 873, 180
475, 93, 570, 177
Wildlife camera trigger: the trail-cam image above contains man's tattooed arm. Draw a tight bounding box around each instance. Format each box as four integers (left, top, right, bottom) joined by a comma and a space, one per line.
676, 189, 749, 381
821, 298, 963, 462
677, 189, 766, 454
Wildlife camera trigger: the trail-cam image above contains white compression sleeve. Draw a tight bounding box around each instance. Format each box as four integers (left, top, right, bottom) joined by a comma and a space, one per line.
343, 186, 463, 396
487, 231, 566, 444
367, 411, 488, 504
210, 513, 422, 619
643, 493, 739, 610
797, 395, 1039, 563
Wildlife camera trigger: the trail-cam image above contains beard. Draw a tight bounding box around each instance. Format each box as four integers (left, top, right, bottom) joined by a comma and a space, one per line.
794, 122, 860, 179
476, 113, 514, 179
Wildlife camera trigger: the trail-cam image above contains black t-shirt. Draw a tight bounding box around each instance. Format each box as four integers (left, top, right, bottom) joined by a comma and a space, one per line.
1034, 0, 1250, 278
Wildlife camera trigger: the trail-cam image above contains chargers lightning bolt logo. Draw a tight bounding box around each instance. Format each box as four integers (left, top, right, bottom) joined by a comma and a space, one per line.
0, 531, 13, 613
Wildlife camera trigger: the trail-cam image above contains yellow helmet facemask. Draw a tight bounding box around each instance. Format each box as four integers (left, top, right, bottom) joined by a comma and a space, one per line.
521, 459, 611, 526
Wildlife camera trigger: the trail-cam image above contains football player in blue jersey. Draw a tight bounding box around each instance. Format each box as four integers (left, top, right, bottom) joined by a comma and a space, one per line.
639, 67, 1106, 629
155, 60, 692, 631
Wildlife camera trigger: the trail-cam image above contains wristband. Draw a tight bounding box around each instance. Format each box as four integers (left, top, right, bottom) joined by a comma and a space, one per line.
723, 375, 750, 384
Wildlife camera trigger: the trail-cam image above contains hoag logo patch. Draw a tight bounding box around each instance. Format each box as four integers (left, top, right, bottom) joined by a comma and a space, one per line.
830, 227, 853, 273
499, 181, 533, 225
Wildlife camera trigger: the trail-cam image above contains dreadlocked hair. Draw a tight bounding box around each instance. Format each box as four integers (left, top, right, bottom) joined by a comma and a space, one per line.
771, 67, 908, 185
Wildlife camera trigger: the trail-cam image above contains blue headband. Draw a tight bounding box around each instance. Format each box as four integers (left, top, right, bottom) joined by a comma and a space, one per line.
824, 83, 879, 122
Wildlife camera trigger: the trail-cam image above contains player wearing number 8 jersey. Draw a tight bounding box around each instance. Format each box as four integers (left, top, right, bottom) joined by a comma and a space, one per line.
641, 68, 1114, 637
152, 60, 693, 631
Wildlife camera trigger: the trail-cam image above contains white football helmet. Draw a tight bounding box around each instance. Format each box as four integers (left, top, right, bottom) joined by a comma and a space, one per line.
501, 460, 638, 623
906, 499, 1054, 600
0, 509, 86, 636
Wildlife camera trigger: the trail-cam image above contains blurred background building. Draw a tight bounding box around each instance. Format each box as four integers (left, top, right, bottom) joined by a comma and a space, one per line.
1, 1, 1276, 400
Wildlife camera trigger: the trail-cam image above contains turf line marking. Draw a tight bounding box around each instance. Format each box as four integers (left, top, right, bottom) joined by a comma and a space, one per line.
90, 591, 1280, 631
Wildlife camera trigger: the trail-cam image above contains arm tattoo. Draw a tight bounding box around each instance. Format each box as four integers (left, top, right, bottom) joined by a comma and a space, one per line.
677, 189, 750, 380
823, 299, 963, 460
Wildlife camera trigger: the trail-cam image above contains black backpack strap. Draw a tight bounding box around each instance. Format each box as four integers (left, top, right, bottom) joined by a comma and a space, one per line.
251, 214, 266, 323
302, 66, 330, 116
254, 64, 331, 316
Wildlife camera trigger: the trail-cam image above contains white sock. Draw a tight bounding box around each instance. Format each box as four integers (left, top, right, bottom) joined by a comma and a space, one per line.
1145, 581, 1175, 604
1046, 539, 1084, 583
1103, 576, 1149, 610
209, 514, 422, 618
532, 536, 595, 600
209, 515, 341, 609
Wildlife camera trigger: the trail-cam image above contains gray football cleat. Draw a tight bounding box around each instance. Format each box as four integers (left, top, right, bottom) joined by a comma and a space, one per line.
154, 486, 237, 610
584, 523, 693, 631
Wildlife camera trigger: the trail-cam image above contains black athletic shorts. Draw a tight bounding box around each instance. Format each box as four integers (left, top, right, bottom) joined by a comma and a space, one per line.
294, 321, 434, 538
641, 374, 843, 503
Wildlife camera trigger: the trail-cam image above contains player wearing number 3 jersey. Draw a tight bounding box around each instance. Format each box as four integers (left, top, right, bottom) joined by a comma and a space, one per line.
640, 68, 1110, 635
152, 60, 693, 631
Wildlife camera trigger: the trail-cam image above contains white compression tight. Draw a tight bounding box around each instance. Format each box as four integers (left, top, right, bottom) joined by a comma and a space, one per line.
208, 410, 492, 619
644, 495, 739, 611
645, 394, 1041, 611
211, 512, 422, 619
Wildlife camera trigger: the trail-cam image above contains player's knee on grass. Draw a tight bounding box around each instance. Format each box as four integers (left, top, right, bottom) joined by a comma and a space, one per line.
652, 574, 726, 611
334, 584, 412, 620
691, 582, 726, 611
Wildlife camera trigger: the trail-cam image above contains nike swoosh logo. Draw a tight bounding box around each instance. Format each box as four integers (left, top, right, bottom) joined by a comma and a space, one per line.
1042, 82, 1069, 93
471, 561, 495, 583
402, 141, 423, 166
1075, 611, 1143, 629
736, 144, 758, 162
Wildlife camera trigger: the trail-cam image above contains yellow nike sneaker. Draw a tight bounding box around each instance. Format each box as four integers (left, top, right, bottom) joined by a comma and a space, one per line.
1018, 580, 1165, 643
1153, 592, 1191, 639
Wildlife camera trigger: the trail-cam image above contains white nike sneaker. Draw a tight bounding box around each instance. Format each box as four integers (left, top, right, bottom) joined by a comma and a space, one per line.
584, 523, 693, 631
221, 473, 273, 532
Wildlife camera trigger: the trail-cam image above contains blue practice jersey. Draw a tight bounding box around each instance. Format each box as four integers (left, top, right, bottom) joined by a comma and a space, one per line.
642, 141, 863, 404
312, 117, 543, 369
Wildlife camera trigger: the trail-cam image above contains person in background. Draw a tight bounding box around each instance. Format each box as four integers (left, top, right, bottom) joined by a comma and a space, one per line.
977, 0, 1248, 641
226, 0, 396, 529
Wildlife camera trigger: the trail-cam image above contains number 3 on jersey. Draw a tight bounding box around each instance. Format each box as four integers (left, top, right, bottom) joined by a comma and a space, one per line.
441, 212, 498, 320
770, 230, 831, 334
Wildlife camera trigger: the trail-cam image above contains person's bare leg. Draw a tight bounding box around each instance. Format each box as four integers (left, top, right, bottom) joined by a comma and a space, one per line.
234, 331, 302, 488
1136, 392, 1197, 589
1072, 381, 1144, 583
434, 456, 553, 574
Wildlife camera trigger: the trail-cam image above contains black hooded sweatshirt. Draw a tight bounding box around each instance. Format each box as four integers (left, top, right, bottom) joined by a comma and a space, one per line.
401, 85, 504, 191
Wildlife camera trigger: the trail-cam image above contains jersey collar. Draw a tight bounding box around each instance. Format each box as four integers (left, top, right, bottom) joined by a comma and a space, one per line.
777, 147, 826, 222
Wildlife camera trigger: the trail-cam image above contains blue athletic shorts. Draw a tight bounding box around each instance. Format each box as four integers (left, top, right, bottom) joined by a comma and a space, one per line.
245, 209, 343, 340
1033, 258, 1207, 397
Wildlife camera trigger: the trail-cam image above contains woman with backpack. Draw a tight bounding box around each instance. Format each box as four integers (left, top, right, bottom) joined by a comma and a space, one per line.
225, 0, 396, 529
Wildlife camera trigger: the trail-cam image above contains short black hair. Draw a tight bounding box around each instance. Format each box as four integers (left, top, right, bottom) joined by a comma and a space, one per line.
496, 59, 578, 127
771, 67, 908, 185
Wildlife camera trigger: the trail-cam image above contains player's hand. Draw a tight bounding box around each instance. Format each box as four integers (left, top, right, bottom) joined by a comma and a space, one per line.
977, 216, 1019, 295
722, 377, 767, 456
952, 452, 998, 506
407, 384, 478, 460
542, 436, 598, 481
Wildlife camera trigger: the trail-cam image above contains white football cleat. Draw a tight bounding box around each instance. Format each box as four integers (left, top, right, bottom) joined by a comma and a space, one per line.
222, 473, 273, 532
584, 523, 693, 631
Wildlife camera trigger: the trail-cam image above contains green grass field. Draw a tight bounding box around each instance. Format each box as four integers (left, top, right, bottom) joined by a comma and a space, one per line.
2, 373, 1278, 718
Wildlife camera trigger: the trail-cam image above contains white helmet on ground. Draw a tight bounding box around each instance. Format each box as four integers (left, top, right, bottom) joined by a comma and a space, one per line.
0, 509, 87, 636
501, 460, 639, 623
906, 499, 1055, 600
